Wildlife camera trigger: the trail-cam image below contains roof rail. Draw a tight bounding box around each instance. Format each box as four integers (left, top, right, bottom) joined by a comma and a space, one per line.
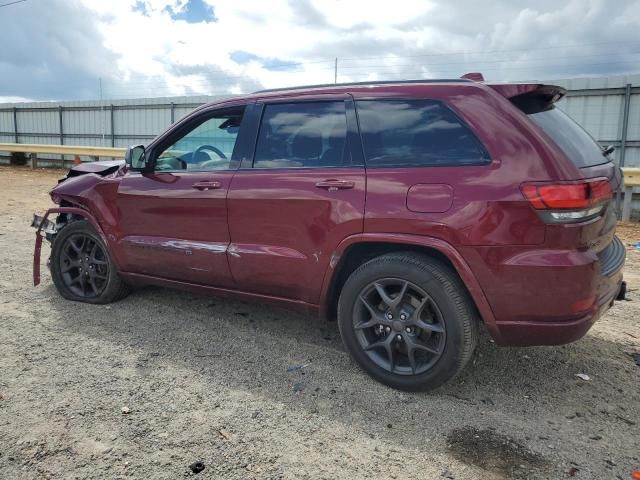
252, 78, 471, 94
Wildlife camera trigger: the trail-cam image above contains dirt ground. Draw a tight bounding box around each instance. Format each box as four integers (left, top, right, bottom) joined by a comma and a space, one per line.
0, 165, 638, 480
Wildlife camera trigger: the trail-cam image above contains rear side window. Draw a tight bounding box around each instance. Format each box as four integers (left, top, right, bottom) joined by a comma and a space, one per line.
356, 100, 489, 167
527, 107, 608, 168
254, 101, 349, 169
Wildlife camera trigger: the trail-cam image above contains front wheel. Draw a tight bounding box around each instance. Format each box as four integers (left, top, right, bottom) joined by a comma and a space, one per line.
337, 253, 478, 391
50, 220, 130, 304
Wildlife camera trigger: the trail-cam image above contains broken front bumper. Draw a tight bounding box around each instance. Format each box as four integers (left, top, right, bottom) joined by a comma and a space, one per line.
31, 214, 57, 235
31, 212, 59, 286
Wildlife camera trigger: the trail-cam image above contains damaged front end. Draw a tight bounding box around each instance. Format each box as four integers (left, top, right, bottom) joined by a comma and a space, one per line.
31, 213, 57, 237
32, 209, 61, 286
31, 207, 95, 286
32, 160, 125, 286
59, 159, 125, 182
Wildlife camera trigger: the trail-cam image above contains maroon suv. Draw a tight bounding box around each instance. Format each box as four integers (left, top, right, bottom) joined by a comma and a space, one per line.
32, 76, 626, 391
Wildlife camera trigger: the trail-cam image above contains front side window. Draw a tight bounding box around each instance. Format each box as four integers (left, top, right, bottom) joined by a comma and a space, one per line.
154, 107, 244, 171
356, 100, 489, 167
254, 101, 349, 169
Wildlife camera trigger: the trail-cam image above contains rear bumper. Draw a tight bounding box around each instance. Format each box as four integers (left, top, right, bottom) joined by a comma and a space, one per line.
492, 269, 624, 346
461, 236, 626, 347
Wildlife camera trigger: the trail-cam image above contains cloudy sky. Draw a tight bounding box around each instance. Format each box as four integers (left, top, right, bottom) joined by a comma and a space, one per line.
1, 0, 639, 102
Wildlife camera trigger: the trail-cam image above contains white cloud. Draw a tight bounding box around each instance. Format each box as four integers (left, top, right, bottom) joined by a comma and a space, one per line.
1, 0, 639, 102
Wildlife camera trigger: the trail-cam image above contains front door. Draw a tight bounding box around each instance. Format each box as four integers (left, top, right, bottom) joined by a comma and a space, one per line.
117, 105, 246, 287
226, 98, 366, 304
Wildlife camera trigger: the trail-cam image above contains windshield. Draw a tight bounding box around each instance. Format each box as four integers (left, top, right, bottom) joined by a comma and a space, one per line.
528, 107, 608, 168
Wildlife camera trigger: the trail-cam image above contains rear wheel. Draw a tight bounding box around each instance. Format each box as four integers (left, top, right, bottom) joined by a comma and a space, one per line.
50, 220, 130, 304
337, 253, 478, 391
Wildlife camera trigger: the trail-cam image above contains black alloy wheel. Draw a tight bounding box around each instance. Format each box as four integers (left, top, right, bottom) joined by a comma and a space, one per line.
50, 220, 130, 304
337, 253, 478, 391
354, 278, 446, 375
59, 233, 109, 298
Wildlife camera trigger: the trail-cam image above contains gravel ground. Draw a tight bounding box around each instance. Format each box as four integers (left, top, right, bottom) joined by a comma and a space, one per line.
0, 165, 639, 480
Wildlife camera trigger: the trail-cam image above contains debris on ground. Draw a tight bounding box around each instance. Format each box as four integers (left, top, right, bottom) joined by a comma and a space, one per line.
286, 363, 310, 372
121, 406, 131, 414
189, 461, 205, 474
575, 373, 591, 381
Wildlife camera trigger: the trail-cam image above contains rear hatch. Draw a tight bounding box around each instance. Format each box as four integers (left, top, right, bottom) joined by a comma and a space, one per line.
490, 82, 624, 274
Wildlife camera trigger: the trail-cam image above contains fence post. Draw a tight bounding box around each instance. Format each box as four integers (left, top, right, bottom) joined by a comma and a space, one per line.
12, 107, 18, 143
617, 84, 633, 220
616, 83, 633, 221
59, 105, 64, 167
619, 84, 632, 168
170, 102, 175, 124
110, 104, 115, 147
30, 152, 37, 169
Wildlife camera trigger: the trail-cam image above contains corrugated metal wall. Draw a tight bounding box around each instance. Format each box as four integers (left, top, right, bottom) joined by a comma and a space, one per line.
0, 95, 229, 164
554, 73, 640, 168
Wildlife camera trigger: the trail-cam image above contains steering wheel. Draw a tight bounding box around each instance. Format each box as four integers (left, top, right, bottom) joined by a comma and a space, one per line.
194, 144, 227, 161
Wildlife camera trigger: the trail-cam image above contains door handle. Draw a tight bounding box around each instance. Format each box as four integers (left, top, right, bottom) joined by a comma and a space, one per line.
192, 180, 222, 191
315, 179, 355, 191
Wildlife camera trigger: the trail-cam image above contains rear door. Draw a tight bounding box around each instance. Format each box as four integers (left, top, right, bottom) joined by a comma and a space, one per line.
226, 95, 365, 304
117, 105, 247, 287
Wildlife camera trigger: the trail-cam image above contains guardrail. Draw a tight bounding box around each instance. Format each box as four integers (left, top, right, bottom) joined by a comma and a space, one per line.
1, 143, 639, 220
0, 143, 126, 168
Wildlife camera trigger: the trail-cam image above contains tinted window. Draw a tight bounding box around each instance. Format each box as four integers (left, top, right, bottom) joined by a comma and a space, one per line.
254, 102, 349, 169
528, 107, 608, 168
356, 100, 488, 167
155, 107, 244, 171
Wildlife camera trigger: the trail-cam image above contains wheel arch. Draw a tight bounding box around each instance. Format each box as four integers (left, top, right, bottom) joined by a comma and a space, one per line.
319, 233, 500, 339
33, 206, 121, 286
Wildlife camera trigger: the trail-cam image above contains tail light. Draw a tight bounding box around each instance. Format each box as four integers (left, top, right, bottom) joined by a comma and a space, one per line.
521, 178, 612, 223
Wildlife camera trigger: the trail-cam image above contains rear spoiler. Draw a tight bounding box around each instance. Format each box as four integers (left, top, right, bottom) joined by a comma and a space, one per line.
488, 83, 567, 114
460, 73, 566, 114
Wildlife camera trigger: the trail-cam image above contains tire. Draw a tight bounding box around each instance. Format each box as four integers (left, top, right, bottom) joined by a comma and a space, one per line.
50, 220, 130, 304
337, 252, 478, 391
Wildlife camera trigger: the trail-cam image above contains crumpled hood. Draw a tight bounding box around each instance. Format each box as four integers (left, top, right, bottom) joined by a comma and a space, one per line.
68, 159, 125, 175
62, 159, 126, 182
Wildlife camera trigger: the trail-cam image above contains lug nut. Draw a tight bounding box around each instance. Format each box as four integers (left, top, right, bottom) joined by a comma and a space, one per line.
405, 327, 411, 333
385, 326, 391, 333
386, 313, 393, 320
396, 334, 402, 341
400, 314, 407, 320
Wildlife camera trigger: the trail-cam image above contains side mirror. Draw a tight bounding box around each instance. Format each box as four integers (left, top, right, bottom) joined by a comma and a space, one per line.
125, 145, 147, 171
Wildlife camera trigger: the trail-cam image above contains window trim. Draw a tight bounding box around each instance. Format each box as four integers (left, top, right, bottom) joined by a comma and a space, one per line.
146, 104, 248, 173
244, 99, 362, 171
353, 97, 492, 169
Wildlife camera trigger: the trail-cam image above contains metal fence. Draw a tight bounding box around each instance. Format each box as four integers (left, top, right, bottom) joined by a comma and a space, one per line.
0, 95, 228, 166
556, 75, 640, 169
